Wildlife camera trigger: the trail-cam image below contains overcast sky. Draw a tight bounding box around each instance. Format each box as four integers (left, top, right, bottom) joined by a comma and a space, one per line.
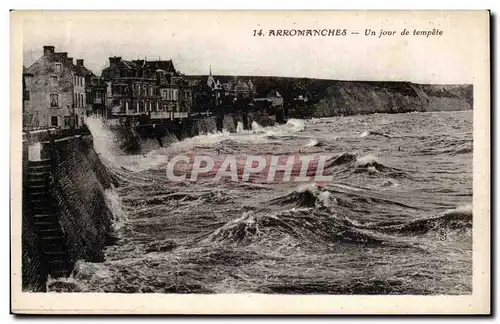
20, 11, 487, 84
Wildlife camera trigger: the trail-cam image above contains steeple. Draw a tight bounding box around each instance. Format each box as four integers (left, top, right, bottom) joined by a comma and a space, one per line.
207, 64, 215, 89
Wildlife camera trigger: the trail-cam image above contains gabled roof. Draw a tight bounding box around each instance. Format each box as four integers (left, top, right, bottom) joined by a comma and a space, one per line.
101, 59, 178, 81
144, 60, 176, 74
74, 64, 95, 78
235, 80, 250, 91
121, 60, 137, 70
25, 52, 88, 77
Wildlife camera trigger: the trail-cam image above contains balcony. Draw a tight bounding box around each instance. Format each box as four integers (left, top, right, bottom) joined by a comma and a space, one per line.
150, 111, 172, 119
173, 112, 188, 119
149, 111, 189, 120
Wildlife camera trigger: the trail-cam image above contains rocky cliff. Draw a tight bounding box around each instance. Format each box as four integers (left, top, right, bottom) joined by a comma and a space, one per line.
188, 75, 473, 116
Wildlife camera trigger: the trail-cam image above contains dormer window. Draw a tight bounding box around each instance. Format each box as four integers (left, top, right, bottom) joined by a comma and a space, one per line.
54, 63, 62, 73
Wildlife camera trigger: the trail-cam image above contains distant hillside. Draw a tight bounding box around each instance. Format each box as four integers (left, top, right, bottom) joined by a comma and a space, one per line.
420, 84, 473, 112
187, 75, 473, 117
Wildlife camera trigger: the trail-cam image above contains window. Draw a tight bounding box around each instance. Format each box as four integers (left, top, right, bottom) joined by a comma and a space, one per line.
80, 94, 84, 108
64, 116, 70, 127
125, 101, 129, 111
149, 86, 153, 96
51, 116, 58, 127
50, 94, 58, 107
96, 92, 102, 104
149, 102, 152, 111
54, 63, 62, 73
50, 76, 58, 86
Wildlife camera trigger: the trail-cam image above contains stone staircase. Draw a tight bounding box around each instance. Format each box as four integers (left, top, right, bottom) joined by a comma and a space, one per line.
26, 159, 70, 278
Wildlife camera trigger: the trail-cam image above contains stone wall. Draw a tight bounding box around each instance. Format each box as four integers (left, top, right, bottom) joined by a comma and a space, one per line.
50, 135, 113, 263
22, 134, 114, 291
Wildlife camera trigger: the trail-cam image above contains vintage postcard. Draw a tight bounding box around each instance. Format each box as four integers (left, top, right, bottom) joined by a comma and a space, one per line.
10, 10, 490, 314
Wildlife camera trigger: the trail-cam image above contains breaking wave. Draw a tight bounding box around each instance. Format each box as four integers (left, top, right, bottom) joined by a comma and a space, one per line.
269, 183, 324, 208
201, 209, 396, 248
353, 154, 408, 177
251, 121, 266, 133
351, 204, 472, 236
360, 130, 392, 138
304, 138, 326, 148
236, 121, 245, 133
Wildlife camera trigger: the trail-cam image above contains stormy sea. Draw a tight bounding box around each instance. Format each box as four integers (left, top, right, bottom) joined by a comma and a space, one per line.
51, 110, 473, 295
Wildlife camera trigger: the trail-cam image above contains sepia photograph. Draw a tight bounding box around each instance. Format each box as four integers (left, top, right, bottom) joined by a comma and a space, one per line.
10, 10, 490, 314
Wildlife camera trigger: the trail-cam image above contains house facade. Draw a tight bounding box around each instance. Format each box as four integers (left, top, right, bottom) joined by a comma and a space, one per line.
86, 76, 107, 118
23, 46, 90, 130
101, 57, 193, 120
194, 70, 256, 114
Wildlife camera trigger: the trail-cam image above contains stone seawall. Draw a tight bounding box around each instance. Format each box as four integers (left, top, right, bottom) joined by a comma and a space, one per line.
109, 113, 278, 154
50, 135, 114, 263
22, 133, 114, 291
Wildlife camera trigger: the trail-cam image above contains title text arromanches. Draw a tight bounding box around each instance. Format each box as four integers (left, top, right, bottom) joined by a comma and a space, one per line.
267, 29, 348, 37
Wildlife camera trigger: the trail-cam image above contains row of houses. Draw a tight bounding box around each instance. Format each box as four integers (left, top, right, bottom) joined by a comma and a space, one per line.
22, 45, 292, 130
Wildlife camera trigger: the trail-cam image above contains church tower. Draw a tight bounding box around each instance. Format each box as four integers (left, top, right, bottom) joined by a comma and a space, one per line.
207, 65, 215, 89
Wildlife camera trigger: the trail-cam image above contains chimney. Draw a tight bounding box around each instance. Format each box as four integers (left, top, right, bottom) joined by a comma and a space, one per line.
43, 45, 55, 56
56, 52, 68, 60
109, 56, 122, 67
76, 59, 84, 66
67, 57, 74, 65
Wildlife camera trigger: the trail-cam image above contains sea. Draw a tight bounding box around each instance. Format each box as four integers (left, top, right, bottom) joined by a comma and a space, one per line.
52, 110, 473, 295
